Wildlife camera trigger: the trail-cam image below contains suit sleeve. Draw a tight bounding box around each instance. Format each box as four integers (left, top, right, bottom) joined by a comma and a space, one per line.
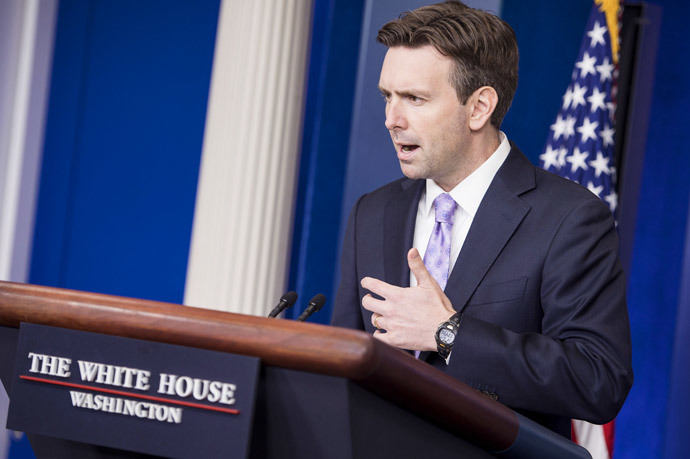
445, 198, 633, 424
331, 195, 366, 330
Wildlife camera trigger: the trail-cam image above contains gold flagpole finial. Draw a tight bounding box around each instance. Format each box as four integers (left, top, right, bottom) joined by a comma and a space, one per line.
594, 0, 621, 64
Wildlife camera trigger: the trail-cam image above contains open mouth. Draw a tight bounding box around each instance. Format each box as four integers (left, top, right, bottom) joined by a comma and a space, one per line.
397, 143, 419, 161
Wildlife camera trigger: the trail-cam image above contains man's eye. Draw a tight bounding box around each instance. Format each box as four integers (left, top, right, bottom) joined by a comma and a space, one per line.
408, 95, 422, 103
380, 93, 391, 102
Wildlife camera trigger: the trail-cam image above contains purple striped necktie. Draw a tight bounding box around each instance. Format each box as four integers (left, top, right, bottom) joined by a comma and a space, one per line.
415, 192, 457, 358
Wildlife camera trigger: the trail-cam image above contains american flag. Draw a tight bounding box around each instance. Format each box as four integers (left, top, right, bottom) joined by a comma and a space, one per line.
540, 1, 619, 216
539, 1, 620, 458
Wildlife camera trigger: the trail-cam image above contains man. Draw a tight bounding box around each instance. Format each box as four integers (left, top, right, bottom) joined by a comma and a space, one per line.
330, 0, 633, 438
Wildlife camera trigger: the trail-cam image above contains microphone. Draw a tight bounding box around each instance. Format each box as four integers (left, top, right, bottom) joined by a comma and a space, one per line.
267, 291, 298, 318
296, 294, 326, 322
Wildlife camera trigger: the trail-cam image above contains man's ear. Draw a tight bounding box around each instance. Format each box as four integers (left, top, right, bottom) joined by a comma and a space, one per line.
467, 86, 498, 131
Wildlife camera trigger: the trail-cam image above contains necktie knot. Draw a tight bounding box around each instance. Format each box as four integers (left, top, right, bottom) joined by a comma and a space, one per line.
433, 193, 457, 224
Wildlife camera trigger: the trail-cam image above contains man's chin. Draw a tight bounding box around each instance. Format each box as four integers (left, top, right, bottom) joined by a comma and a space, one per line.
399, 162, 425, 180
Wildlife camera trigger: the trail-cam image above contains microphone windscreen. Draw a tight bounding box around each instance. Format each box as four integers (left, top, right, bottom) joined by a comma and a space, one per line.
310, 294, 326, 310
281, 291, 298, 306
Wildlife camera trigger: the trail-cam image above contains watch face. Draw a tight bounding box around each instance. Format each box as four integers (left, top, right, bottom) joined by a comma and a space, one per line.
439, 328, 455, 345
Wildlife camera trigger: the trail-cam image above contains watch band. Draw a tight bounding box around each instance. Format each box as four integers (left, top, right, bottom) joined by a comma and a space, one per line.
447, 312, 462, 327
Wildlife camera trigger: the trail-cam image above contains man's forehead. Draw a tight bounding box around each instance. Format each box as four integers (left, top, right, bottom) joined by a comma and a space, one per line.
382, 45, 450, 67
378, 45, 453, 90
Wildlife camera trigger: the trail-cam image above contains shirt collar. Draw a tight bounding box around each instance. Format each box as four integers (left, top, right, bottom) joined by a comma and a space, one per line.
422, 132, 511, 218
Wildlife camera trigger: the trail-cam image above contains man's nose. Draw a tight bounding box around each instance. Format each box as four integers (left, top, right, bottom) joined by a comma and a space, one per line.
384, 99, 407, 131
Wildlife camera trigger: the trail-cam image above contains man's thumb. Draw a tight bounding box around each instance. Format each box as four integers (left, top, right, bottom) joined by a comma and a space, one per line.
408, 248, 437, 288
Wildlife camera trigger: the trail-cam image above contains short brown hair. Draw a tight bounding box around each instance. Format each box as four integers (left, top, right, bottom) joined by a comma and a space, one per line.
377, 0, 518, 128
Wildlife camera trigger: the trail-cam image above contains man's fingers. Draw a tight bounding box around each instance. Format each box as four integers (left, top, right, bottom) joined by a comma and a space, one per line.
407, 248, 438, 288
373, 329, 392, 345
361, 276, 399, 299
361, 293, 387, 315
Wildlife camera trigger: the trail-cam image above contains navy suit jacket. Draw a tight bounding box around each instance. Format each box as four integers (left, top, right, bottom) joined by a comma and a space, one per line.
331, 145, 633, 437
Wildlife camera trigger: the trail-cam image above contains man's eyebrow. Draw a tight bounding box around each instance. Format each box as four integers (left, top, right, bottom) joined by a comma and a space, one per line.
378, 86, 432, 98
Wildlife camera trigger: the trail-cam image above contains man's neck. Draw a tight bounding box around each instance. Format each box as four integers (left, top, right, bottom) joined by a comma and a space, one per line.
436, 129, 502, 192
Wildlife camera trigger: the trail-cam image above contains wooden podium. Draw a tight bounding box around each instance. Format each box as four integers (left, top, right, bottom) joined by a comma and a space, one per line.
0, 281, 589, 458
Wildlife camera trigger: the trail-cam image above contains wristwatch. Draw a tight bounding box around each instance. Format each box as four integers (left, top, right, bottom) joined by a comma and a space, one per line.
435, 312, 462, 359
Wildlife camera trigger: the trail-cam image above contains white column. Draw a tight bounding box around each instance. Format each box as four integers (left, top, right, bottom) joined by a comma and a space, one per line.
0, 0, 58, 283
184, 0, 312, 315
0, 1, 58, 456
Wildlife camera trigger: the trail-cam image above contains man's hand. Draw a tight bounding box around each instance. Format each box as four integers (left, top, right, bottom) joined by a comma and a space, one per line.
361, 248, 456, 351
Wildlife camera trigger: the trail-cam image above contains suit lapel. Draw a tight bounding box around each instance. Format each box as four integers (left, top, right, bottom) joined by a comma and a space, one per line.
383, 179, 424, 288
446, 146, 536, 313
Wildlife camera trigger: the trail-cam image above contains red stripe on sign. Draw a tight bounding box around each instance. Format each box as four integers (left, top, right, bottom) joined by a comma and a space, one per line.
20, 375, 240, 415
